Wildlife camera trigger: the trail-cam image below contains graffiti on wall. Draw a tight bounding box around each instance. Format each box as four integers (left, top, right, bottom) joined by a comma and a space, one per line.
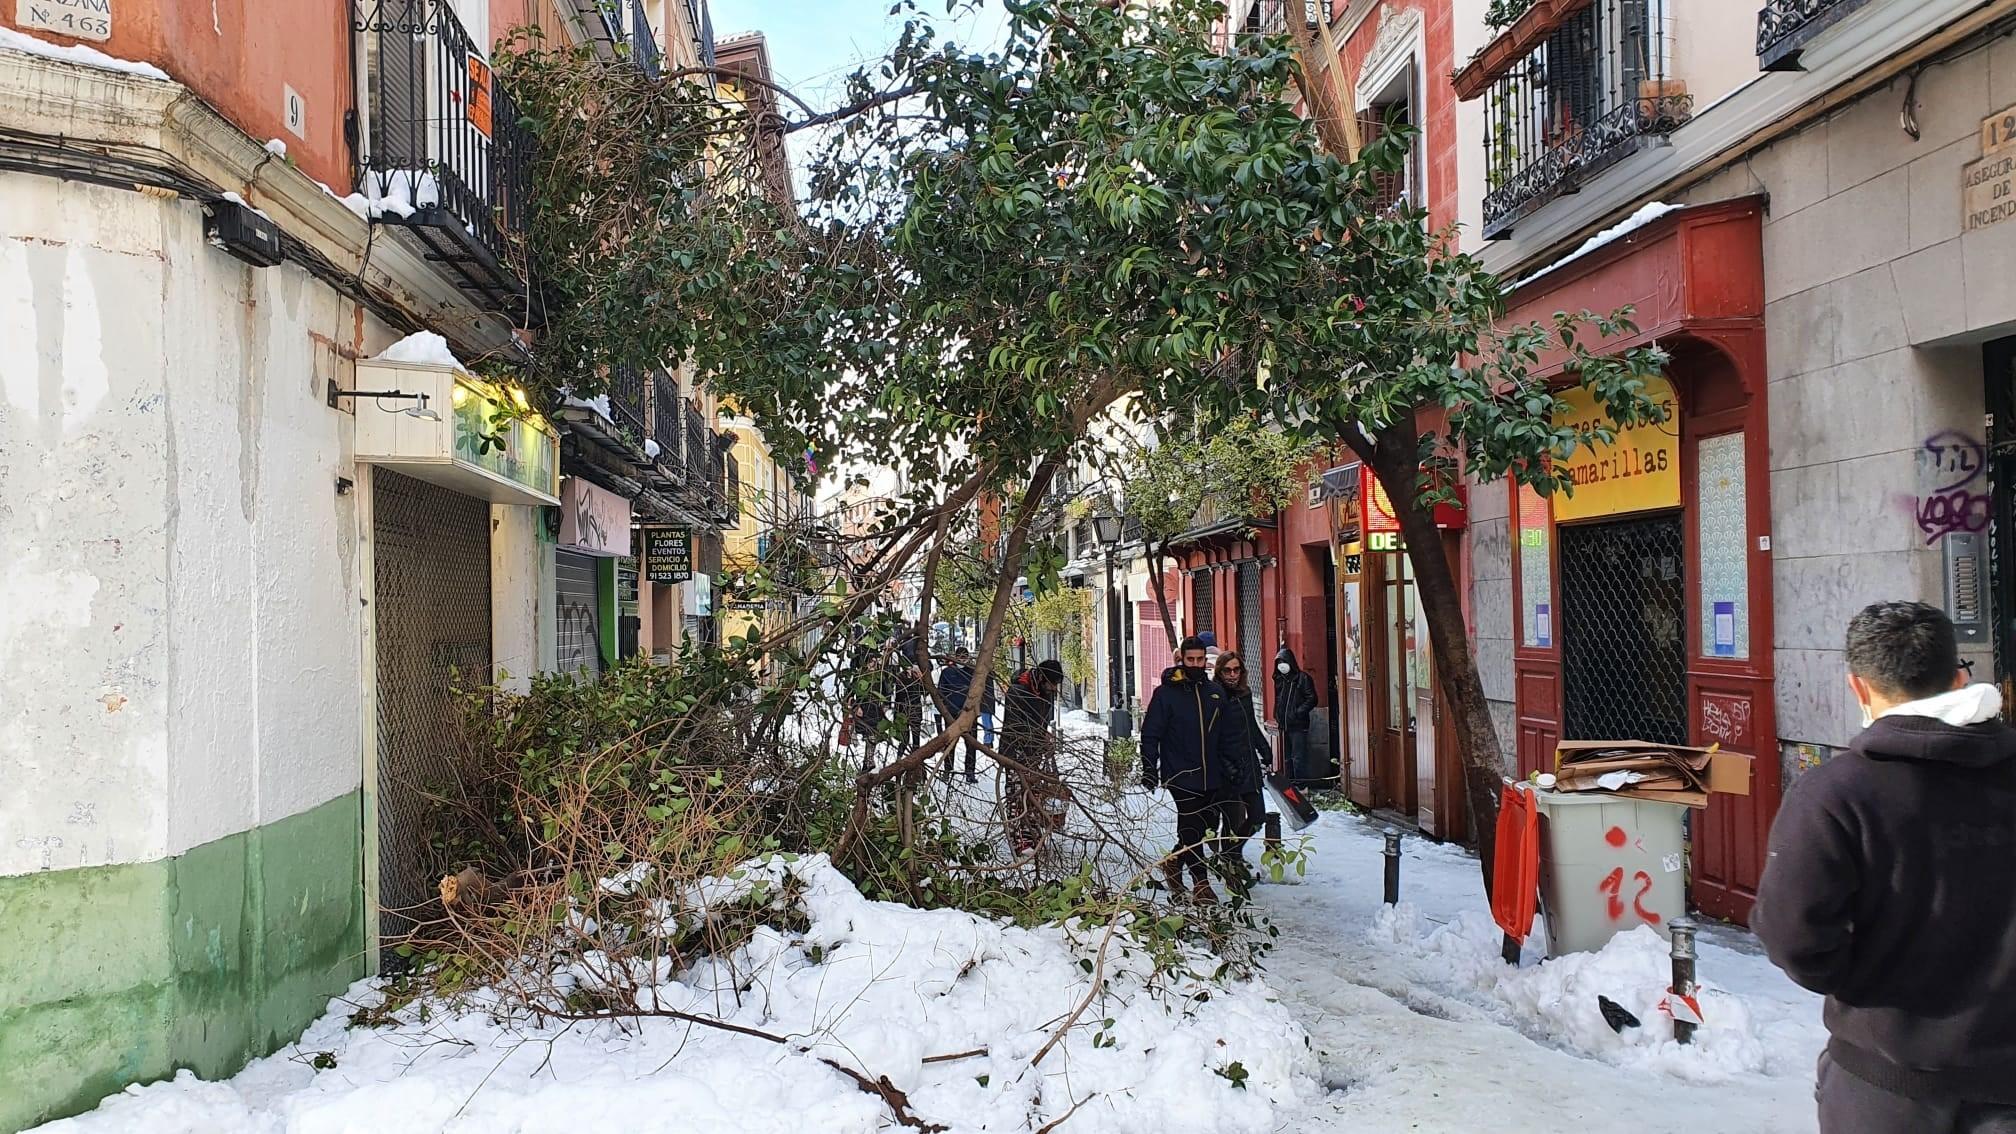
1916, 431, 1991, 544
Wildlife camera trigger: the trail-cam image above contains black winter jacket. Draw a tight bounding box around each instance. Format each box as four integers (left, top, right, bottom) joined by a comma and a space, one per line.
1221, 687, 1271, 793
937, 664, 975, 714
1272, 649, 1317, 733
1140, 666, 1248, 794
1000, 669, 1055, 758
1751, 707, 2016, 1103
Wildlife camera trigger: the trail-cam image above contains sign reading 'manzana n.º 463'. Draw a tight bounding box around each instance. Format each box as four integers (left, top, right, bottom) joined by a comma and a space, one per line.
17, 0, 110, 41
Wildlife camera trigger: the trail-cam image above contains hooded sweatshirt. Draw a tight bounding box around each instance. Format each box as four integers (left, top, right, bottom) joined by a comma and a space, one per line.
1751, 684, 2016, 1102
1272, 648, 1317, 733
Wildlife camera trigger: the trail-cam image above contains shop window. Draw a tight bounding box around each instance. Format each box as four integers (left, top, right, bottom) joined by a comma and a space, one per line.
1516, 483, 1554, 648
1697, 431, 1749, 659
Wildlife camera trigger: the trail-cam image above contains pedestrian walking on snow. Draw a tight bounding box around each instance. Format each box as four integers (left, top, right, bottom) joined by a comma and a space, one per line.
936, 647, 980, 783
1272, 647, 1318, 781
1001, 659, 1068, 853
1140, 636, 1249, 903
1213, 651, 1271, 894
1752, 601, 2016, 1134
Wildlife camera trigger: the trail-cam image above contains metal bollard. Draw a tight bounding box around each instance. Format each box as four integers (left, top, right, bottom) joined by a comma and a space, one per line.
1264, 812, 1283, 851
1382, 828, 1401, 905
1668, 916, 1699, 1045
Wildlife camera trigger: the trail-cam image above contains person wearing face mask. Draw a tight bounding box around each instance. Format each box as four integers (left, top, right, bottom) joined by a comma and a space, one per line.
1271, 647, 1319, 781
1752, 601, 2016, 1134
1141, 636, 1249, 903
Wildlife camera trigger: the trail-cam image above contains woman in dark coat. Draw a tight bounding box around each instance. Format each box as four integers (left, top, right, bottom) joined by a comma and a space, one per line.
1213, 651, 1272, 892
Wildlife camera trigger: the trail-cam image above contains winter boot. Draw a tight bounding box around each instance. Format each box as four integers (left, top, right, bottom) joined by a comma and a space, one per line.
1162, 862, 1188, 902
1190, 869, 1219, 905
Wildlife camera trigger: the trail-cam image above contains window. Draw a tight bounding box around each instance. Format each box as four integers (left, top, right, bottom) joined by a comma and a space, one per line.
1359, 59, 1423, 214
1697, 432, 1749, 659
1517, 483, 1553, 648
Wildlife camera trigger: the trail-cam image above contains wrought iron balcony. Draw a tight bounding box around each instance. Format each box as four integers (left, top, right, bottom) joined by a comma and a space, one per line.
607, 363, 648, 440
353, 0, 535, 313
650, 371, 683, 472
598, 0, 664, 76
1755, 0, 1870, 70
1477, 0, 1692, 239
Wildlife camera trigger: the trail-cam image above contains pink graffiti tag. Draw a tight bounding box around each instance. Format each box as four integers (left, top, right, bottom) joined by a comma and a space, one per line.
1918, 489, 1991, 544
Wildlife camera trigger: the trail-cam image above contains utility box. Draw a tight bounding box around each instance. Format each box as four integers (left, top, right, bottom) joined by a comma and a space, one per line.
1533, 790, 1689, 958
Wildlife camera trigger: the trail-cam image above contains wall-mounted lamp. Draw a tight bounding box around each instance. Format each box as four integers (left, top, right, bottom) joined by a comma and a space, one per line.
327, 379, 441, 421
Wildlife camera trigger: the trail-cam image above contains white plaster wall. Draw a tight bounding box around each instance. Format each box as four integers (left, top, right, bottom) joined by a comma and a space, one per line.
0, 177, 173, 873
1450, 0, 1490, 254
0, 175, 374, 873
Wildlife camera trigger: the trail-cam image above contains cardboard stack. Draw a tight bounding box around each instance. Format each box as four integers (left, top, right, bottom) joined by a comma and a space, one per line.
1552, 741, 1753, 808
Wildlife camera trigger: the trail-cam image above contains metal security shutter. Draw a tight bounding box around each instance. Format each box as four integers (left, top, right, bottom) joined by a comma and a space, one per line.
1237, 560, 1263, 659
556, 551, 603, 679
373, 469, 491, 949
1191, 570, 1215, 637
1559, 514, 1688, 745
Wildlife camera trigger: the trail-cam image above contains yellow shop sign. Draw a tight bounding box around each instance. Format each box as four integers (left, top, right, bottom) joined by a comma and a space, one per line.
1552, 376, 1679, 522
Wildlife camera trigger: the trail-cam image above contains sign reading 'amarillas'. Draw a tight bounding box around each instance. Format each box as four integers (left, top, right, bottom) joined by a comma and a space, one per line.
1551, 376, 1680, 522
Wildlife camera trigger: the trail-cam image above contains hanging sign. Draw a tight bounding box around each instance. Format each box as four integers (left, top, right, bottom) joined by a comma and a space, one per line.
560, 477, 631, 556
641, 526, 693, 584
465, 56, 495, 137
1359, 464, 1468, 543
1551, 376, 1680, 522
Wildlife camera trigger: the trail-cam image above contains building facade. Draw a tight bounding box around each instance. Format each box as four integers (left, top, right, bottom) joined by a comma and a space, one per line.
0, 1, 737, 1127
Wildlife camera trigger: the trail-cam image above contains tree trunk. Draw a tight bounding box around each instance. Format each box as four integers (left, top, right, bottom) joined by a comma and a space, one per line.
1354, 421, 1505, 894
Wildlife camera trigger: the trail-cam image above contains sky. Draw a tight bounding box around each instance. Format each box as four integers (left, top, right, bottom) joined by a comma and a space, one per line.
706, 0, 1012, 192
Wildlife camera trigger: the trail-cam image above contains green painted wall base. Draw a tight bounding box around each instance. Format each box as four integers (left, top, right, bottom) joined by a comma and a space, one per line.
0, 792, 365, 1132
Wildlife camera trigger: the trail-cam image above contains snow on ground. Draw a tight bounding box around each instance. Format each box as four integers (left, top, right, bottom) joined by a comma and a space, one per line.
0, 26, 170, 79
1255, 813, 1826, 1133
37, 855, 1317, 1134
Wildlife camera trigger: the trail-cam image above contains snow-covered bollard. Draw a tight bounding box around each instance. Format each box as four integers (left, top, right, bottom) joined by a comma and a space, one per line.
1382, 828, 1401, 905
1668, 916, 1699, 1045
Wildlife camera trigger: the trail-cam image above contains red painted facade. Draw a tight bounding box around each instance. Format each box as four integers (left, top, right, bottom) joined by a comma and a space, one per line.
1500, 198, 1776, 924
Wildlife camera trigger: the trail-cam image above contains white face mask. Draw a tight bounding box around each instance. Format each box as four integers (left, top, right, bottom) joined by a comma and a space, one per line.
1276, 662, 1290, 675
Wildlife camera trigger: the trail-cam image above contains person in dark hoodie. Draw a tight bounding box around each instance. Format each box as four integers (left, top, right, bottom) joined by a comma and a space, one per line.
1752, 601, 2016, 1133
1272, 647, 1318, 781
1001, 659, 1068, 853
1141, 636, 1249, 902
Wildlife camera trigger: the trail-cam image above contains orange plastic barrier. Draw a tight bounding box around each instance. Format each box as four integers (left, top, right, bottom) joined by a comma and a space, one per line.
1491, 783, 1541, 944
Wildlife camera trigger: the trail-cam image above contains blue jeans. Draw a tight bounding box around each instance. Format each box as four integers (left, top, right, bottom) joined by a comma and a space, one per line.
980, 710, 996, 746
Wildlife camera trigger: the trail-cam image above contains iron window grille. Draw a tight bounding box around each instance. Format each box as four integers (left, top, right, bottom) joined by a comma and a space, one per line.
1479, 0, 1690, 239
352, 0, 534, 311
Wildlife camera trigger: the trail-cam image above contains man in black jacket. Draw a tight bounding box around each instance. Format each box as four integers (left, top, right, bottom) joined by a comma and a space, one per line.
1752, 601, 2016, 1133
1002, 659, 1067, 853
1141, 637, 1249, 903
1272, 647, 1318, 782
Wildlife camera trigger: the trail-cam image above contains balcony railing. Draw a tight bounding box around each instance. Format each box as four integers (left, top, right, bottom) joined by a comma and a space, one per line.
1755, 0, 1868, 70
650, 371, 683, 472
1478, 0, 1691, 238
608, 363, 648, 439
354, 0, 534, 312
598, 0, 663, 76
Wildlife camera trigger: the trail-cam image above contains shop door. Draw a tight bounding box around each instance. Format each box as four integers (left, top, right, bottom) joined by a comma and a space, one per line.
1990, 336, 2016, 714
373, 469, 491, 950
556, 551, 603, 679
1373, 551, 1419, 814
1559, 514, 1688, 746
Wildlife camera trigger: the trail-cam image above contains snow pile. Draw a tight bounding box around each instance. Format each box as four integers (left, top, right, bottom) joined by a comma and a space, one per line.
1509, 201, 1686, 292
372, 331, 465, 370
1366, 894, 1822, 1082
0, 27, 169, 80
38, 856, 1317, 1134
216, 191, 271, 221
563, 392, 616, 423
320, 170, 444, 223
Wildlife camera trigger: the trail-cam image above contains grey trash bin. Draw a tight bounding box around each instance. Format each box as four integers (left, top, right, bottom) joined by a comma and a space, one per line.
1533, 790, 1689, 958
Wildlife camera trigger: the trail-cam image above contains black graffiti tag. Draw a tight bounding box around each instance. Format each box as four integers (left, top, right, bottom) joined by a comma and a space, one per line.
1920, 430, 1986, 493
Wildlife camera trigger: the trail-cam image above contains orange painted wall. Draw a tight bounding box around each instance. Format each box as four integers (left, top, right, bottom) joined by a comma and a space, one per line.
3, 0, 354, 192
491, 0, 573, 48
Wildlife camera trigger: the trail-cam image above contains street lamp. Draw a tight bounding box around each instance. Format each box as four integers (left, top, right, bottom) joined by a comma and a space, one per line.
1092, 512, 1131, 740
